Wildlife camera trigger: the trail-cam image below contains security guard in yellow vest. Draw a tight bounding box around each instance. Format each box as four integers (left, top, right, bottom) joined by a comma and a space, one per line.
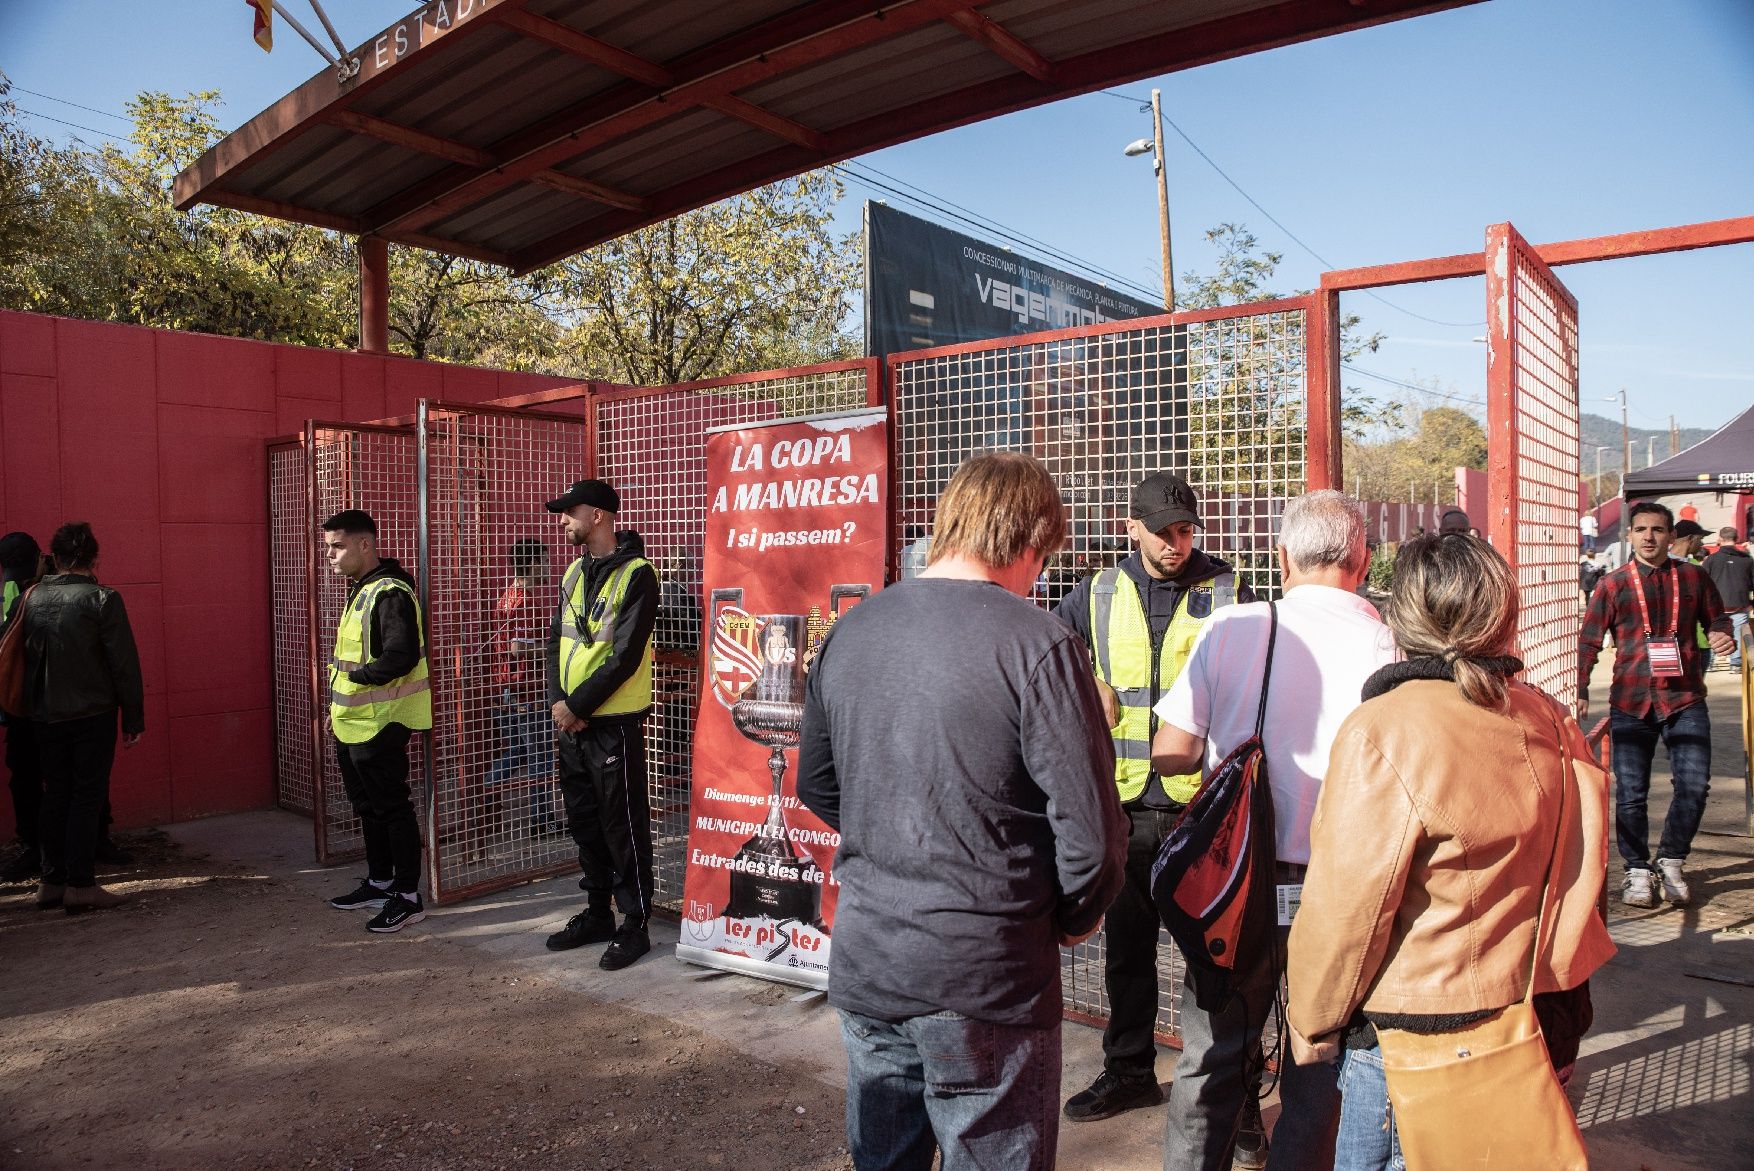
320, 510, 432, 934
1053, 472, 1251, 1123
541, 479, 660, 971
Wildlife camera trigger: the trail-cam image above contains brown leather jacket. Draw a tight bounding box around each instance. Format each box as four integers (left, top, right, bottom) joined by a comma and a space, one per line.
1287, 677, 1614, 1062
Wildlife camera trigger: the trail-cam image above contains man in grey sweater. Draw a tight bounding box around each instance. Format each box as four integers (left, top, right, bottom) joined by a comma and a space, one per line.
799, 452, 1126, 1171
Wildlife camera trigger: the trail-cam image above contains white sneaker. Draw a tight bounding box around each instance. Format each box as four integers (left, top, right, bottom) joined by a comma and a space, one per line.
1655, 857, 1692, 906
1621, 869, 1658, 909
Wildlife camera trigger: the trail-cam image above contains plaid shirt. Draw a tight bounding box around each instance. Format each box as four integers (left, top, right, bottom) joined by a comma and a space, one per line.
1578, 558, 1730, 719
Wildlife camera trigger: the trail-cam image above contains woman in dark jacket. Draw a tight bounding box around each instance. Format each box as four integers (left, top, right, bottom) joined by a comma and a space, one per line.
20, 523, 145, 913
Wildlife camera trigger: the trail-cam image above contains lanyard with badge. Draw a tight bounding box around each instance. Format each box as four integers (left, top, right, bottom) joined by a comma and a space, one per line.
1628, 561, 1684, 678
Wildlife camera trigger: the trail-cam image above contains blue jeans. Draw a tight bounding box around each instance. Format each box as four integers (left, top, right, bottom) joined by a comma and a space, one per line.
839, 1008, 1060, 1171
484, 696, 556, 823
1333, 1045, 1404, 1171
1728, 610, 1748, 668
1609, 703, 1712, 869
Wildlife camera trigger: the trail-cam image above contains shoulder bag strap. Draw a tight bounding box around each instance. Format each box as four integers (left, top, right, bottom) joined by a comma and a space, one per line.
1251, 601, 1279, 741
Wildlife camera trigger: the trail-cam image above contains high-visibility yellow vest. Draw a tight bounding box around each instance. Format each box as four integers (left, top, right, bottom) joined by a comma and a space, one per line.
2, 580, 17, 623
557, 555, 654, 717
1089, 567, 1236, 805
329, 576, 431, 744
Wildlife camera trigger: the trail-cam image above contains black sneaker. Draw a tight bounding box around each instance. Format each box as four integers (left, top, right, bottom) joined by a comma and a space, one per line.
366, 893, 425, 933
328, 879, 391, 911
546, 909, 616, 952
1233, 1097, 1269, 1169
1, 847, 41, 884
1063, 1069, 1164, 1122
599, 923, 651, 971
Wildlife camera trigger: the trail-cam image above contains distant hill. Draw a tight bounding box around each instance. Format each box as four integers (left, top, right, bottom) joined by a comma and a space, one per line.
1579, 412, 1714, 474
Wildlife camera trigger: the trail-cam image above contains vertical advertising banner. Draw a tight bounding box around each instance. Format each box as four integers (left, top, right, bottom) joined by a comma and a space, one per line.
676, 409, 888, 988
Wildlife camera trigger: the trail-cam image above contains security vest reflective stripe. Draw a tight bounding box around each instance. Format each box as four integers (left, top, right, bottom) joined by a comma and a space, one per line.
558, 555, 654, 717
1089, 568, 1236, 805
329, 576, 431, 743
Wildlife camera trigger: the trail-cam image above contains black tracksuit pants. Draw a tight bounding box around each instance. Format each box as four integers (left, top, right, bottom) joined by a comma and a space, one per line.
557, 717, 652, 923
35, 712, 117, 888
335, 724, 421, 894
6, 718, 42, 848
1102, 806, 1178, 1079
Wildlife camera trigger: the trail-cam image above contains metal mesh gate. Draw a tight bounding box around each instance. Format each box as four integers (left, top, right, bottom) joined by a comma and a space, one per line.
308, 423, 425, 864
269, 441, 314, 816
1485, 223, 1581, 700
594, 361, 879, 913
418, 402, 590, 902
889, 300, 1316, 1040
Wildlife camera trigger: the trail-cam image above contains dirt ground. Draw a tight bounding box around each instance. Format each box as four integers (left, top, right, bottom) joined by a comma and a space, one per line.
0, 833, 853, 1171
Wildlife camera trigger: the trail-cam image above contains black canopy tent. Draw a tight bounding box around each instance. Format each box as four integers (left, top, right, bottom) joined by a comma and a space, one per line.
1623, 404, 1754, 498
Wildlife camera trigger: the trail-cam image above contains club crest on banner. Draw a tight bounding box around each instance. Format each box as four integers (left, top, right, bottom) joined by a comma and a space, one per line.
709, 605, 764, 709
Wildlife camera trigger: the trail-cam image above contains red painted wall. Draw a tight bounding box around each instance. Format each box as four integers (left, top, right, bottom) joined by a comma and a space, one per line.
0, 310, 575, 834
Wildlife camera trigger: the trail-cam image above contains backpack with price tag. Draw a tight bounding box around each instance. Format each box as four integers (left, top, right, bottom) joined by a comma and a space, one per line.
1149, 602, 1279, 1012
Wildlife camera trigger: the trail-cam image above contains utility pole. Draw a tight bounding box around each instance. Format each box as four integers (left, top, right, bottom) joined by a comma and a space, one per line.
1670, 415, 1680, 458
1151, 89, 1174, 311
1614, 389, 1630, 485
1647, 435, 1655, 469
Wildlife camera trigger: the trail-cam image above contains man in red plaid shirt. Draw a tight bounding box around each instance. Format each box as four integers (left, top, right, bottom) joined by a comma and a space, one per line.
1579, 501, 1733, 909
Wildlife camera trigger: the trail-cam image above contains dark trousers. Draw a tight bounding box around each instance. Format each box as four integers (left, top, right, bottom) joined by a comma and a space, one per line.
557, 718, 653, 922
1163, 868, 1340, 1171
1101, 806, 1178, 1079
335, 724, 421, 893
1609, 702, 1712, 868
35, 713, 117, 888
6, 719, 43, 848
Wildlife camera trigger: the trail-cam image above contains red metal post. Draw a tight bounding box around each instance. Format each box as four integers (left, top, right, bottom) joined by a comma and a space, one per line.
358, 236, 390, 354
1306, 289, 1343, 492
1483, 223, 1516, 556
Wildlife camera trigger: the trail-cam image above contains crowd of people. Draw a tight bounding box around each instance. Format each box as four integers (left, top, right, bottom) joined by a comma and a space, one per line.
3, 457, 1747, 1171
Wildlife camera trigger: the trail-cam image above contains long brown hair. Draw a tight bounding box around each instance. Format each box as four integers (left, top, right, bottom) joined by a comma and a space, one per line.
928, 452, 1066, 570
1388, 533, 1518, 708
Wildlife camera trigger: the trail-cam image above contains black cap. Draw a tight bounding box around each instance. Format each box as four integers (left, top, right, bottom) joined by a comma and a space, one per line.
1673, 519, 1708, 539
1130, 472, 1201, 532
546, 479, 619, 515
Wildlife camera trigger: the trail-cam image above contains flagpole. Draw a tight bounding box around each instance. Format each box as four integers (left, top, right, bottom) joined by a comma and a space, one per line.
303, 0, 350, 57
270, 0, 339, 66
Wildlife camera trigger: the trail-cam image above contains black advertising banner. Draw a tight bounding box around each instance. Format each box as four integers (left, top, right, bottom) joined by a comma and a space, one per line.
864, 201, 1164, 357
676, 409, 888, 989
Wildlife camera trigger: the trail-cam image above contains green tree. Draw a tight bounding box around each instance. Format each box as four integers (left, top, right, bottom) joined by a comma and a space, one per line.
554, 171, 859, 386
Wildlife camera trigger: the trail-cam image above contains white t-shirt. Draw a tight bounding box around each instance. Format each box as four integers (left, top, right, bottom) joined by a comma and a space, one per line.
1580, 515, 1598, 536
1153, 584, 1400, 864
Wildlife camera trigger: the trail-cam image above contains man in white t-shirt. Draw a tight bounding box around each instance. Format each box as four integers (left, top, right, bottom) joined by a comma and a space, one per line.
1580, 511, 1599, 554
1149, 489, 1399, 1171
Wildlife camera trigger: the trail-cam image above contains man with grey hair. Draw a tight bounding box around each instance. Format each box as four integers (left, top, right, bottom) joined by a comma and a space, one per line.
1149, 489, 1400, 1171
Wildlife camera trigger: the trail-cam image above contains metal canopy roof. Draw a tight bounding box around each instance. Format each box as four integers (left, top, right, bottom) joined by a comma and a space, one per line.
174, 0, 1476, 273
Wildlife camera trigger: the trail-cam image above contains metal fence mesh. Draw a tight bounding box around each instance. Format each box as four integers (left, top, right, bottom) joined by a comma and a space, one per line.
420, 404, 589, 902
889, 306, 1310, 1040
1489, 230, 1582, 701
269, 442, 313, 816
309, 424, 425, 864
595, 364, 873, 912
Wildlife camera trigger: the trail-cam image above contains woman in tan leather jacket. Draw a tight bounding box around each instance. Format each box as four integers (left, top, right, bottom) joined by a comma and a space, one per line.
1286, 533, 1614, 1170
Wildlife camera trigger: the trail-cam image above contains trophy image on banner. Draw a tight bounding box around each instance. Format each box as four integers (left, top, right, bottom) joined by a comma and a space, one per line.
708, 585, 868, 949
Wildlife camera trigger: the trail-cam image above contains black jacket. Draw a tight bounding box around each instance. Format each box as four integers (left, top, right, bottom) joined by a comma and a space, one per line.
1702, 545, 1754, 612
547, 530, 659, 721
18, 573, 146, 731
343, 558, 423, 686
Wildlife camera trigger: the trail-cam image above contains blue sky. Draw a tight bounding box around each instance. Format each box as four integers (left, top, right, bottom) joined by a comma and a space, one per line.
4, 0, 1750, 437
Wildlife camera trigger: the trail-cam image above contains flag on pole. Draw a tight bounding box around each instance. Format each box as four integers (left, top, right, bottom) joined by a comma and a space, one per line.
249, 0, 273, 52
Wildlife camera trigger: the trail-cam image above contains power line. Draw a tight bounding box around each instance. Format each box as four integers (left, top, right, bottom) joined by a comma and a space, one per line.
14, 107, 128, 142
1341, 361, 1483, 406
1096, 89, 1486, 329
841, 161, 1160, 300
11, 86, 133, 125
834, 163, 1163, 302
